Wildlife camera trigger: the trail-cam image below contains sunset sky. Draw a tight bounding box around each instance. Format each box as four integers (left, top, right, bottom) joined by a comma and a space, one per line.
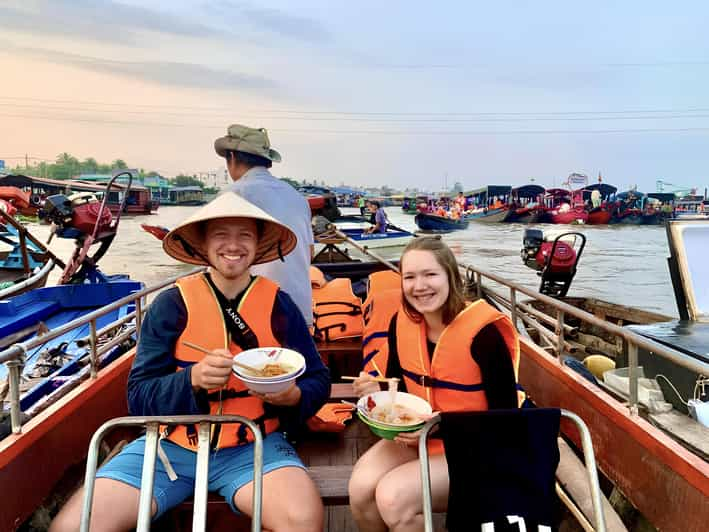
1, 0, 708, 192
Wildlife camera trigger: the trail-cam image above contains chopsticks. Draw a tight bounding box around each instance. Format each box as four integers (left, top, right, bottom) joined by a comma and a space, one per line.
182, 341, 265, 376
342, 375, 399, 383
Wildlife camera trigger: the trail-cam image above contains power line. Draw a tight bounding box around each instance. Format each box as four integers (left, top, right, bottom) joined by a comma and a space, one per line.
1, 95, 708, 117
1, 111, 709, 135
3, 102, 709, 123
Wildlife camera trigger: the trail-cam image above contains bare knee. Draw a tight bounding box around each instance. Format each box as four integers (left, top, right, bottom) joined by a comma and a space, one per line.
348, 465, 379, 510
375, 482, 417, 527
272, 497, 323, 532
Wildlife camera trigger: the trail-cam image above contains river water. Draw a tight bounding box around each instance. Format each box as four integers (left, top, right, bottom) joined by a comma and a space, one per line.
29, 205, 677, 317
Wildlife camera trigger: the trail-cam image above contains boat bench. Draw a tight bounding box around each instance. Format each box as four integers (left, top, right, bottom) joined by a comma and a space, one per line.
316, 337, 363, 380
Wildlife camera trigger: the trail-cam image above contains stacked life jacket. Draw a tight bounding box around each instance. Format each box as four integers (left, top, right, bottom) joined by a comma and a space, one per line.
310, 266, 364, 341
361, 270, 402, 376
395, 300, 522, 453
167, 272, 281, 450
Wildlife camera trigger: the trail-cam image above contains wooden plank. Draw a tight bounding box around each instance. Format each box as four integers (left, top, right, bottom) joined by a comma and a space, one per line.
649, 410, 709, 461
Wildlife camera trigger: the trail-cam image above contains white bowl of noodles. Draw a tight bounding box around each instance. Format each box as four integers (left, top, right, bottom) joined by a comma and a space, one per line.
233, 347, 305, 393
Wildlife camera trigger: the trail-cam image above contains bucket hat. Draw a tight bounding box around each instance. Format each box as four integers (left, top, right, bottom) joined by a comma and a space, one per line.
162, 191, 296, 265
214, 124, 282, 162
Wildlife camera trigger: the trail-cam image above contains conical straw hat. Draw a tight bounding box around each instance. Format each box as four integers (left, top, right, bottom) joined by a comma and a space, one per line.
162, 191, 297, 265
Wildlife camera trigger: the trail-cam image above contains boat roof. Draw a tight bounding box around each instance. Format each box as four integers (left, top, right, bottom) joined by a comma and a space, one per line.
464, 185, 512, 196
169, 186, 203, 192
647, 192, 676, 202
545, 188, 571, 196
0, 174, 107, 193
511, 184, 545, 196
584, 183, 618, 195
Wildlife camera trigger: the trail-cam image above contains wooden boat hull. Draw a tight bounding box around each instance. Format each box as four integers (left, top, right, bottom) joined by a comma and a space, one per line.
336, 228, 414, 249
504, 207, 543, 224
0, 350, 134, 532
466, 207, 508, 223
518, 337, 709, 532
545, 209, 589, 225
587, 208, 613, 225
415, 213, 469, 231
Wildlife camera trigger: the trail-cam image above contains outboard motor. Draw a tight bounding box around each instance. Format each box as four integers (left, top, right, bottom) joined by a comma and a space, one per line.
521, 229, 586, 297
40, 193, 113, 240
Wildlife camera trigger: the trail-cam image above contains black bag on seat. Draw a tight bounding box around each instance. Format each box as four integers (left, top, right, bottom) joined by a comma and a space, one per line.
440, 409, 561, 531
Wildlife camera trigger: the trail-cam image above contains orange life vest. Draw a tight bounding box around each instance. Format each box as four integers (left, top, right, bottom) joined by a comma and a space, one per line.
312, 277, 364, 341
362, 271, 401, 376
396, 301, 521, 453
167, 273, 281, 450
396, 300, 520, 411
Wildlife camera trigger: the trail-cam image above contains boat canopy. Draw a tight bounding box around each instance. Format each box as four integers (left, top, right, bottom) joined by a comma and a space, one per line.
584, 183, 618, 196
647, 192, 676, 203
545, 188, 571, 197
511, 184, 545, 198
465, 185, 512, 197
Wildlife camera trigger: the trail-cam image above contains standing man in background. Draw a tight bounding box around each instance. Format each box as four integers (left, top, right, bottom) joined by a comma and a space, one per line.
358, 195, 366, 216
215, 124, 315, 327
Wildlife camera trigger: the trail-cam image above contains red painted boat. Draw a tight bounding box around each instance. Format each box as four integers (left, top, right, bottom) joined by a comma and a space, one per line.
0, 186, 30, 210
543, 189, 589, 224
587, 206, 613, 225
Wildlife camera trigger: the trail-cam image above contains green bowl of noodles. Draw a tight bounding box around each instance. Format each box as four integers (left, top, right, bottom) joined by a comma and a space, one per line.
356, 391, 431, 440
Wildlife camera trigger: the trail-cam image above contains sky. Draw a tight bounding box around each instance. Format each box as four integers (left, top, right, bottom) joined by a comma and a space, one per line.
1, 0, 708, 193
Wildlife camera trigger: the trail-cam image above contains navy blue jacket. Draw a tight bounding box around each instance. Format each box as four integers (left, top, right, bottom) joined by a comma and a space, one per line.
127, 280, 330, 430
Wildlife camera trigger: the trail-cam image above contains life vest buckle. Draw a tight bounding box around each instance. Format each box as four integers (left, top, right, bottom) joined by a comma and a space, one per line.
420, 374, 433, 387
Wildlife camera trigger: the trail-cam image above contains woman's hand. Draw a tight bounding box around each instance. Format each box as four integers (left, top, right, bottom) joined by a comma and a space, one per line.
352, 371, 381, 398
250, 383, 302, 407
393, 429, 422, 447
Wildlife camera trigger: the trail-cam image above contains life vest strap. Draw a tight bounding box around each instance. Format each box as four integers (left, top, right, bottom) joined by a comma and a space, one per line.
362, 331, 388, 349
362, 349, 379, 369
401, 368, 485, 392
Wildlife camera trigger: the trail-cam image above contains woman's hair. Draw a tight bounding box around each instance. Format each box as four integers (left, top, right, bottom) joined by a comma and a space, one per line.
400, 236, 466, 325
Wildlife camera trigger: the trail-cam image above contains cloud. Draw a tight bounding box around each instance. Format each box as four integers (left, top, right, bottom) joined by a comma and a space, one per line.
205, 1, 331, 43
2, 41, 277, 91
0, 0, 218, 45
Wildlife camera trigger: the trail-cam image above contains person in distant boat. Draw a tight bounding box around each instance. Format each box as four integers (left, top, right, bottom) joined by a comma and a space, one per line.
358, 195, 367, 216
348, 236, 520, 531
50, 193, 330, 532
454, 191, 466, 211
364, 200, 388, 234
216, 124, 315, 327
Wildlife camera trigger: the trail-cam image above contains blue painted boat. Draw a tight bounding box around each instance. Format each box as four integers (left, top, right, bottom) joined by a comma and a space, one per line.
0, 216, 56, 298
0, 280, 143, 414
338, 227, 414, 248
415, 212, 469, 232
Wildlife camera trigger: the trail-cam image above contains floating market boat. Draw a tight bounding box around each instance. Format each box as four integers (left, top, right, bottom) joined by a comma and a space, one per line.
542, 188, 589, 224
504, 184, 546, 223
414, 212, 469, 231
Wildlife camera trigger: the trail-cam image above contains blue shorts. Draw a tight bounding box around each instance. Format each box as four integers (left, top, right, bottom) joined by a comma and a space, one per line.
97, 431, 305, 518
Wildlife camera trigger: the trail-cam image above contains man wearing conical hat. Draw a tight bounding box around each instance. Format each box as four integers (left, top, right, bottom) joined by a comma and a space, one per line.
51, 193, 329, 532
215, 124, 315, 328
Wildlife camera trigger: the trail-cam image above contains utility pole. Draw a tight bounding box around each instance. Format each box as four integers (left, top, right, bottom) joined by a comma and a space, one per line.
25, 154, 29, 169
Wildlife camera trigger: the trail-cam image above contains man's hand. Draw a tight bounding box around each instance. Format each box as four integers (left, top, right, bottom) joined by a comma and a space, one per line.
250, 383, 302, 407
190, 348, 233, 391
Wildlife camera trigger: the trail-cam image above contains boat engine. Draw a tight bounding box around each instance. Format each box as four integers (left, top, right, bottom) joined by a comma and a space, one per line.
40, 193, 113, 239
521, 228, 586, 297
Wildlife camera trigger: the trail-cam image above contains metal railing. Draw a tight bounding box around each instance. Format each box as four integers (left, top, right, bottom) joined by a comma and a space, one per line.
80, 415, 263, 532
1, 267, 205, 434
461, 263, 709, 414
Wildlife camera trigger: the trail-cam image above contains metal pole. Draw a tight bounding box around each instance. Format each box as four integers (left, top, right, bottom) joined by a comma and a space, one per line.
510, 287, 517, 329
192, 422, 212, 532
562, 410, 607, 532
135, 297, 143, 341
7, 358, 23, 433
136, 423, 160, 532
628, 343, 639, 415
418, 416, 440, 532
476, 271, 482, 299
556, 310, 565, 357
89, 319, 98, 379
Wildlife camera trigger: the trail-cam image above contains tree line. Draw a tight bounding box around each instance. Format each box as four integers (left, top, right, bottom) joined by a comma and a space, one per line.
8, 152, 218, 192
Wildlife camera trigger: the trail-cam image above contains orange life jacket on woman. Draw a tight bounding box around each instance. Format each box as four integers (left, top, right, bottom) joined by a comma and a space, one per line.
312, 277, 364, 341
361, 270, 401, 376
396, 300, 521, 453
167, 273, 282, 450
396, 300, 520, 411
